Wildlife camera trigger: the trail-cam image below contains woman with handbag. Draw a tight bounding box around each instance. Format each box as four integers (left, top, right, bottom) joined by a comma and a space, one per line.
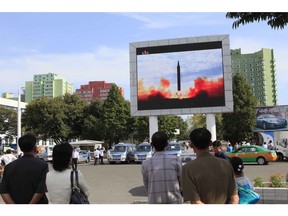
46, 143, 90, 204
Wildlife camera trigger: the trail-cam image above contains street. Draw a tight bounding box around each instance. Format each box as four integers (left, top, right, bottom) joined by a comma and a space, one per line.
0, 159, 287, 204
63, 159, 288, 204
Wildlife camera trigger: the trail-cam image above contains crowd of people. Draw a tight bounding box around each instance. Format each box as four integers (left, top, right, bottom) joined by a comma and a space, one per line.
0, 128, 257, 204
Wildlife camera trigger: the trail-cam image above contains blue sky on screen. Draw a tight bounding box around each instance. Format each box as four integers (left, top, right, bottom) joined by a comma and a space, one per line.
138, 49, 223, 92
0, 4, 287, 105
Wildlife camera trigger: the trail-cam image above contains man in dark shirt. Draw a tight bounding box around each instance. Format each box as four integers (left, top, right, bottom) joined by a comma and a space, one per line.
0, 133, 48, 204
212, 140, 229, 160
182, 128, 238, 204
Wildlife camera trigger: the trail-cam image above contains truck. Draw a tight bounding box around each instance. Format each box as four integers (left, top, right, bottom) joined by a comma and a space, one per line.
258, 131, 288, 161
70, 140, 104, 160
275, 141, 288, 160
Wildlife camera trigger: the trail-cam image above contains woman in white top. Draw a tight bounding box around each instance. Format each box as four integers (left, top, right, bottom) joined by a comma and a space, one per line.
46, 143, 90, 204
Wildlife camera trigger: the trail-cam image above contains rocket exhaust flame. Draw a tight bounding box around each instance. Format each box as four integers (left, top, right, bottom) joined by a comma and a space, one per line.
138, 77, 224, 101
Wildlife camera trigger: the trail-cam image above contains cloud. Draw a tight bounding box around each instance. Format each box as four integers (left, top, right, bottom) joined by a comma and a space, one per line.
120, 12, 226, 29
0, 46, 130, 96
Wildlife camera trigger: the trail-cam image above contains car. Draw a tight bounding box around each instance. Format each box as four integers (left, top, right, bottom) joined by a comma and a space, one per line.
134, 142, 154, 163
165, 142, 184, 157
108, 143, 136, 164
180, 150, 196, 166
78, 150, 91, 163
226, 145, 278, 165
256, 114, 287, 130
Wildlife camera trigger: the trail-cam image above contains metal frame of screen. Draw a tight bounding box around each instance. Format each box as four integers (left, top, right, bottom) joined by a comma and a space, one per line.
129, 34, 233, 116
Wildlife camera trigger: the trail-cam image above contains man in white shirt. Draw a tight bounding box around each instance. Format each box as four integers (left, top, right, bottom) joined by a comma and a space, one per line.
0, 149, 17, 166
93, 148, 100, 166
99, 148, 104, 165
268, 140, 275, 150
72, 148, 79, 170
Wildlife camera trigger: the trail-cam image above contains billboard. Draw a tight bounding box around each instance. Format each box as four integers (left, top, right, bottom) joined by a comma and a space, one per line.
129, 35, 233, 116
255, 105, 288, 131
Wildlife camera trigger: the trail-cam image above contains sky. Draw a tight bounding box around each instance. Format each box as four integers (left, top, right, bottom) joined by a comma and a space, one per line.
0, 1, 288, 107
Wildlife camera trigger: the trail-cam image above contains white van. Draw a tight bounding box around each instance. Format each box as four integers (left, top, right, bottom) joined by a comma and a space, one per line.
108, 143, 136, 164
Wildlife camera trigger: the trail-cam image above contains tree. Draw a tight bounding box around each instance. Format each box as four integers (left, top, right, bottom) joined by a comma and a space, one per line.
226, 13, 288, 29
0, 106, 17, 139
159, 115, 189, 140
130, 116, 149, 143
23, 96, 66, 143
189, 114, 206, 130
101, 84, 131, 147
222, 73, 258, 145
62, 94, 86, 140
187, 114, 224, 140
81, 99, 104, 140
22, 94, 85, 143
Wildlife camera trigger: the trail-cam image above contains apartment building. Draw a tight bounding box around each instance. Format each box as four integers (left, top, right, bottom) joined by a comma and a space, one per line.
25, 73, 73, 103
231, 48, 277, 106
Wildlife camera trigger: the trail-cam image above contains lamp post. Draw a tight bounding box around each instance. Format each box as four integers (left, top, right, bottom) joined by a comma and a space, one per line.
17, 87, 24, 156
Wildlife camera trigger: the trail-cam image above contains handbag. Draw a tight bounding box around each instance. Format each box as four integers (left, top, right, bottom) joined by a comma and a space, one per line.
70, 170, 90, 204
238, 186, 261, 204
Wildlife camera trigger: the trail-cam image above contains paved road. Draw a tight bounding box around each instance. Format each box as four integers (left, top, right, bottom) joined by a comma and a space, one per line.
1, 159, 287, 204
75, 160, 288, 204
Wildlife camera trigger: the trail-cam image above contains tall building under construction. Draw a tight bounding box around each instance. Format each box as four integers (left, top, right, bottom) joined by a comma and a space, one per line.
231, 48, 277, 106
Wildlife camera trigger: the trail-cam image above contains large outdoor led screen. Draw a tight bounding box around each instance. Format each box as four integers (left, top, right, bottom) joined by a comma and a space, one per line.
129, 35, 233, 116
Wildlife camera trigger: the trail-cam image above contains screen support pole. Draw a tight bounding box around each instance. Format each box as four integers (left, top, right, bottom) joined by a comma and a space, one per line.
206, 114, 216, 142
149, 116, 158, 143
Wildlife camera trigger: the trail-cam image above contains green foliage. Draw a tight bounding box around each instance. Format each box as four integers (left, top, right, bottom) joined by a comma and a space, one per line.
81, 100, 104, 140
159, 115, 188, 140
187, 113, 223, 140
269, 173, 285, 188
62, 94, 86, 140
253, 177, 265, 187
222, 73, 258, 144
254, 174, 288, 188
215, 114, 224, 140
131, 116, 149, 143
101, 84, 131, 147
190, 114, 206, 129
22, 94, 85, 143
226, 12, 288, 29
0, 106, 17, 138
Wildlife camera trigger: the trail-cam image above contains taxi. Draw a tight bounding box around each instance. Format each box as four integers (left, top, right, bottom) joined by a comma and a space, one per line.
226, 145, 277, 165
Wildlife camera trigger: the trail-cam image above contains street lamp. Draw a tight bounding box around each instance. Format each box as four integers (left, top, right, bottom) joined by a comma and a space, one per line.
17, 87, 24, 156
